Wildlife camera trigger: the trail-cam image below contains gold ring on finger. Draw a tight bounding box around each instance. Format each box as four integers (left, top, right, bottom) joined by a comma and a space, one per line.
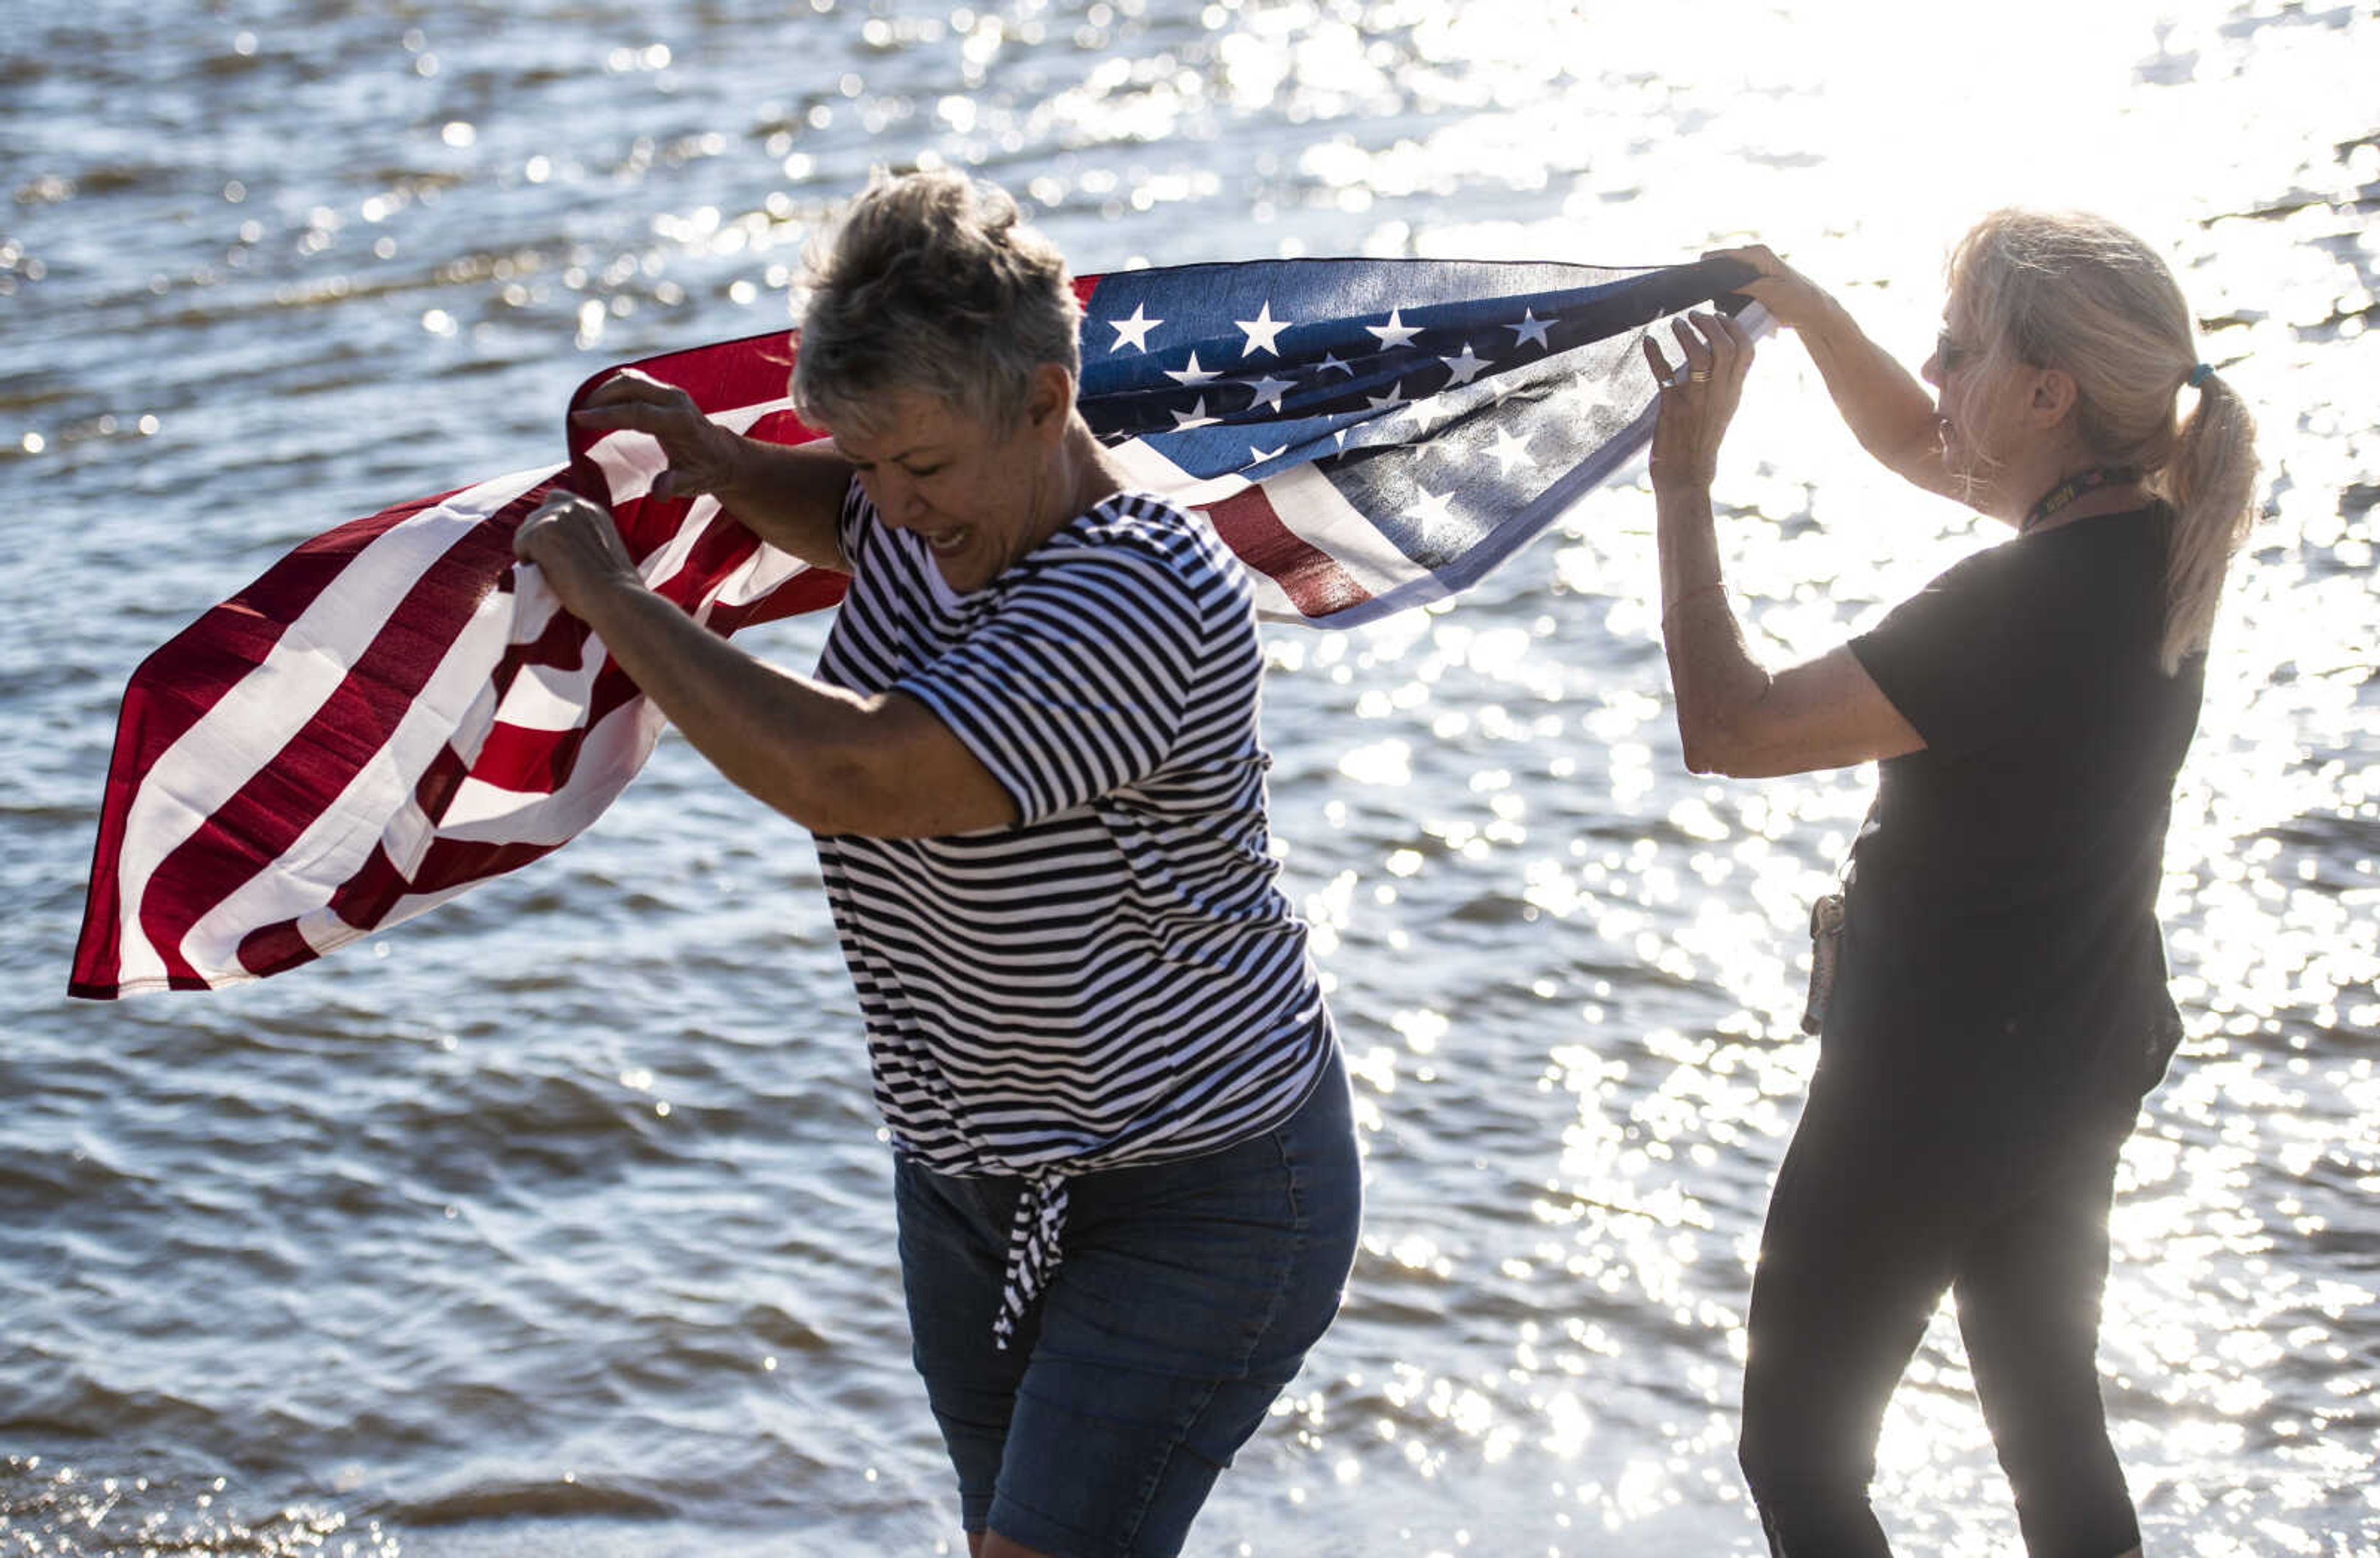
1688, 370, 1711, 383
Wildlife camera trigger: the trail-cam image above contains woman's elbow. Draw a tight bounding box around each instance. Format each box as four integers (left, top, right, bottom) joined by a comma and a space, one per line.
712, 730, 868, 834
756, 714, 1016, 838
1681, 742, 1752, 779
1675, 709, 1743, 777
782, 750, 873, 834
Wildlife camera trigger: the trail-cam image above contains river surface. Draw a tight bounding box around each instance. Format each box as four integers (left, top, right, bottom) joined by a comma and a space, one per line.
4, 1, 2378, 1552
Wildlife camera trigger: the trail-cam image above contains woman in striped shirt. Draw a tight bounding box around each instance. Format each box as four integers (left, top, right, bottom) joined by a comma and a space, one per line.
513, 170, 1359, 1558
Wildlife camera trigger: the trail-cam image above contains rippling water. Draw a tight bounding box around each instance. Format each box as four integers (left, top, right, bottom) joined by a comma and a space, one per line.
6, 1, 2377, 1552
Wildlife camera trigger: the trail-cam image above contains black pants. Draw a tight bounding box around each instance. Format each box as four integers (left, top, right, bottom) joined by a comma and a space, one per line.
1739, 1061, 2142, 1558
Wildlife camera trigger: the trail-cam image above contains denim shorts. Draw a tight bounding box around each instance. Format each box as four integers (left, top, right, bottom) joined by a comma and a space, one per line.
892, 1048, 1360, 1557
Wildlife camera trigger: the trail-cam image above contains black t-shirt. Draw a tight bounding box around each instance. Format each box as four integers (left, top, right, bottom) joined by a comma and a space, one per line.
1836, 505, 2200, 1113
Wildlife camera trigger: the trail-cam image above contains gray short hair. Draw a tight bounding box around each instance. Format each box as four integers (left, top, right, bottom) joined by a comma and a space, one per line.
791, 170, 1082, 434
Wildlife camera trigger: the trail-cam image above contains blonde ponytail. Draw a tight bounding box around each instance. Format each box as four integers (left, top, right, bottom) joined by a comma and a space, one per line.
2157, 368, 2260, 673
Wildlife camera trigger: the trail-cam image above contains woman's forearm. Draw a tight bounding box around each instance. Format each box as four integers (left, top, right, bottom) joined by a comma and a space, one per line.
568, 578, 1013, 838
1656, 481, 1773, 774
715, 438, 858, 572
1794, 296, 1954, 495
1636, 298, 1929, 781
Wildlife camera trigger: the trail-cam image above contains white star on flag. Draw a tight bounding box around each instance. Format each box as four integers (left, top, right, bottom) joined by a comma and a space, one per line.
1235, 301, 1292, 356
1487, 426, 1536, 476
1170, 396, 1220, 431
1243, 374, 1297, 410
1249, 443, 1287, 463
1403, 394, 1455, 441
1365, 384, 1411, 414
1163, 350, 1222, 387
1366, 308, 1422, 351
1439, 343, 1490, 385
1408, 485, 1458, 528
1108, 303, 1163, 352
1507, 308, 1553, 352
1315, 351, 1355, 378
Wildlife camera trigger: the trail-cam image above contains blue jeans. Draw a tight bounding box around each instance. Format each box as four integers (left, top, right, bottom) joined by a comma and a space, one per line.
893, 1050, 1360, 1557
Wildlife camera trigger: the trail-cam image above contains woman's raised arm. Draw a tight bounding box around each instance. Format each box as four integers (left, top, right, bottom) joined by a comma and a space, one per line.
1711, 244, 1957, 502
1644, 309, 1926, 779
570, 370, 855, 572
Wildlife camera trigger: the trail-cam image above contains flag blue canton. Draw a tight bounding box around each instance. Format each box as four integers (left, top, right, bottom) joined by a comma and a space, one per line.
1074, 257, 1758, 614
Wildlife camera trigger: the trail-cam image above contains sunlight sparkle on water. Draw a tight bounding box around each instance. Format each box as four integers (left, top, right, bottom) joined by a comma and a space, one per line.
1263, 3, 2380, 1544
7, 0, 2376, 1550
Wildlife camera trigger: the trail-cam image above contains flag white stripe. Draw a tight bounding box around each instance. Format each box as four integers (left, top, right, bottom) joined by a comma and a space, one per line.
1250, 461, 1429, 595
1107, 436, 1419, 603
498, 658, 604, 735
434, 696, 669, 843
1104, 438, 1258, 510
703, 541, 811, 613
107, 465, 547, 991
580, 399, 788, 507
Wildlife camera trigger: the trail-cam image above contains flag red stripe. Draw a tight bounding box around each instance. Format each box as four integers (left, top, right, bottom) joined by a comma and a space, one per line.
337, 834, 564, 933
744, 408, 821, 448
465, 719, 588, 795
237, 834, 570, 981
234, 911, 325, 980
1196, 485, 1375, 620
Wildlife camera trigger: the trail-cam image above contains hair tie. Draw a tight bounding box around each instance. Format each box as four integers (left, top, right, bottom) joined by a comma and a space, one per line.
2186, 361, 2213, 389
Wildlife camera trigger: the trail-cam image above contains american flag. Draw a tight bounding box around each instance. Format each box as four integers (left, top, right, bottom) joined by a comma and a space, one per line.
69, 255, 1756, 998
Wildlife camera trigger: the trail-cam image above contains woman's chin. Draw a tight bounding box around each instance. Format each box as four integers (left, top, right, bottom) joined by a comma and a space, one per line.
930, 549, 992, 593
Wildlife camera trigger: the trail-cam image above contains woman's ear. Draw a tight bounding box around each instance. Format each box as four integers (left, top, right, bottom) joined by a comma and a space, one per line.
1026, 363, 1076, 442
2028, 366, 2080, 429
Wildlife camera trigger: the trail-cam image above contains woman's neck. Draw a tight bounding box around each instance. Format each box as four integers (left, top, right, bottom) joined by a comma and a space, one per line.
1018, 418, 1129, 553
2019, 461, 2151, 536
1056, 417, 1126, 516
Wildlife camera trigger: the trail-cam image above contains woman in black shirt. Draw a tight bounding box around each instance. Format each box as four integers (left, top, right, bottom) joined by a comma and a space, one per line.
1638, 211, 2260, 1556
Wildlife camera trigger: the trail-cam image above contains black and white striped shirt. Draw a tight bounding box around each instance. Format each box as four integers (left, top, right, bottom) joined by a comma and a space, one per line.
813, 482, 1334, 1337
